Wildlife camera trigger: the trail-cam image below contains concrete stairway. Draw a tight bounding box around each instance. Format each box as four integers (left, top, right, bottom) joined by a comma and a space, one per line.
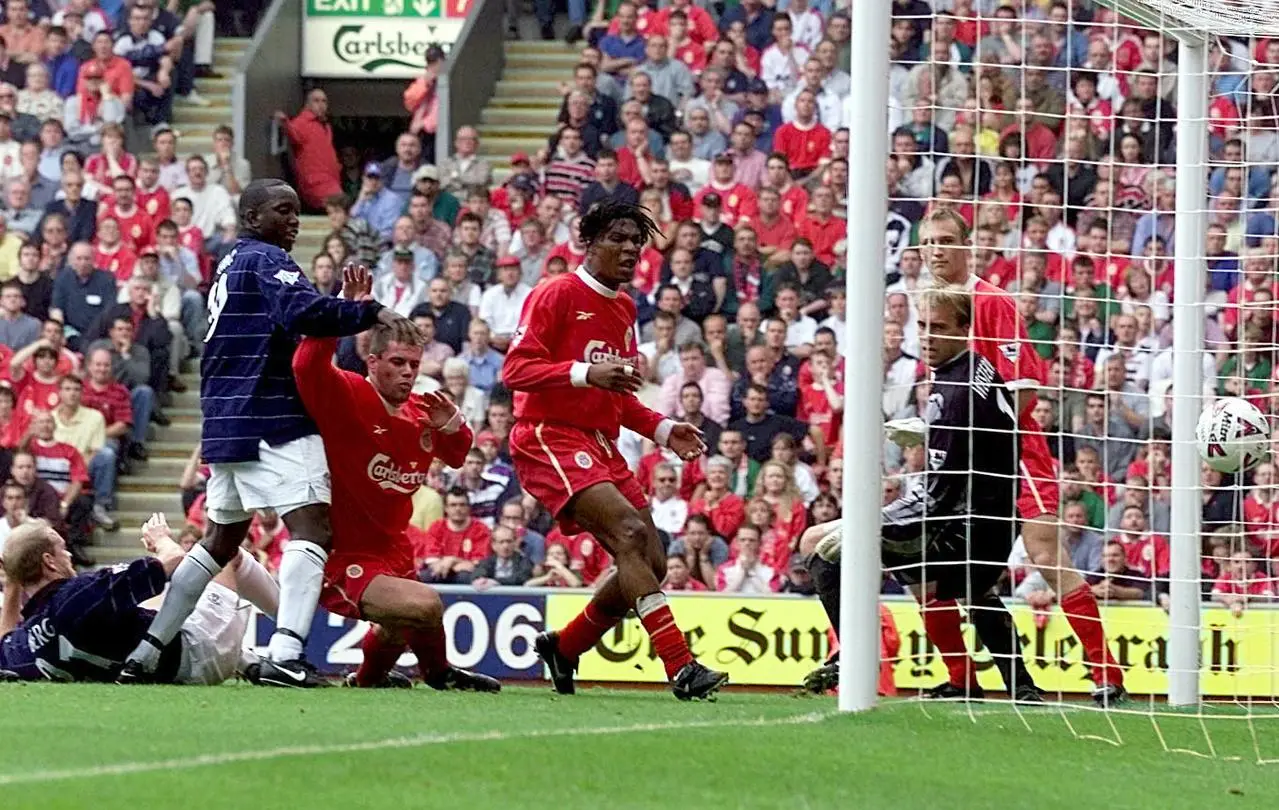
94, 40, 250, 563
479, 40, 580, 184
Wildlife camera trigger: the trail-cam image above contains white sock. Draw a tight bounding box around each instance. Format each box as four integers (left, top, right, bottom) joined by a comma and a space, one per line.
127, 545, 221, 670
267, 540, 328, 662
636, 592, 667, 618
234, 548, 280, 617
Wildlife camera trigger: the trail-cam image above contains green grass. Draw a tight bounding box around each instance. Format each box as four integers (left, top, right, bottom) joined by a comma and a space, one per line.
5, 684, 1279, 809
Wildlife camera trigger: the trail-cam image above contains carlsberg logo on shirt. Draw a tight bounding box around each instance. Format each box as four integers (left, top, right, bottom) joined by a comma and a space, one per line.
367, 453, 430, 493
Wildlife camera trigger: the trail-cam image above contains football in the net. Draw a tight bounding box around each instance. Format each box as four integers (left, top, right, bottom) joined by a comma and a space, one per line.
1196, 397, 1271, 473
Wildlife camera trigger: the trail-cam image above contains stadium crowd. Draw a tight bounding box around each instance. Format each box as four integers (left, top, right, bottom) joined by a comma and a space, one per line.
4, 0, 1275, 618
245, 0, 1279, 612
0, 0, 221, 568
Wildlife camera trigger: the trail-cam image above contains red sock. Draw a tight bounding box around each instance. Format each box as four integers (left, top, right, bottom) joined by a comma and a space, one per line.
355, 628, 405, 687
637, 593, 694, 679
1061, 583, 1124, 688
557, 600, 620, 660
406, 627, 450, 681
922, 598, 976, 688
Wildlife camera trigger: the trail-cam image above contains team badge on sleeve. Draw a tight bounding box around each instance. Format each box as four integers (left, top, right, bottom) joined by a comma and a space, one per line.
274, 269, 300, 285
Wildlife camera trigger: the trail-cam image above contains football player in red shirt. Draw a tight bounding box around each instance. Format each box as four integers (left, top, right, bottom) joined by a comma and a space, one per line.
503, 201, 728, 700
291, 268, 499, 692
920, 209, 1125, 705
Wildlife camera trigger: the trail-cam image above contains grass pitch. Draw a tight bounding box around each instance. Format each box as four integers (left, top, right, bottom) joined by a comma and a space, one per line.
4, 684, 1279, 809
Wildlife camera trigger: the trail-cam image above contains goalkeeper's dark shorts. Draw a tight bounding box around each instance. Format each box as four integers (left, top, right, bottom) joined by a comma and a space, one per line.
881, 517, 1017, 601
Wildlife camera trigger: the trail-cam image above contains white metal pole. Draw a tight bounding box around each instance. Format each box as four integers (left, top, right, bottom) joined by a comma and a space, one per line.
837, 0, 890, 713
1168, 36, 1207, 708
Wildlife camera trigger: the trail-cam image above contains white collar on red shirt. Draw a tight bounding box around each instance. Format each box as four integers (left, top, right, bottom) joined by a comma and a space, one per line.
575, 266, 617, 299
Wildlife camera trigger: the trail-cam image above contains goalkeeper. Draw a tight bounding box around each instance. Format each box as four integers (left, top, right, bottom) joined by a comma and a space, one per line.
802, 287, 1041, 702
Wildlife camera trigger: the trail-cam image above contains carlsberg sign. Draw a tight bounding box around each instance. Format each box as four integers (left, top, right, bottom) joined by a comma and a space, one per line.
303, 0, 472, 79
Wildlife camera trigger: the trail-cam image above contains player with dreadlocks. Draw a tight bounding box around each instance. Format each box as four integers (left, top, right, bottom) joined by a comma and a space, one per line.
503, 201, 728, 700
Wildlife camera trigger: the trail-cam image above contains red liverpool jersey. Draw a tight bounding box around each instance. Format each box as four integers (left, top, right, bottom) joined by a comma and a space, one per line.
966, 275, 1047, 390
504, 267, 665, 441
293, 336, 473, 552
98, 202, 154, 250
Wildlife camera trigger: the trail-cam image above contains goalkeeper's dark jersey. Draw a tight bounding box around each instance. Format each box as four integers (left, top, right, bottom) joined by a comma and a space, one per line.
882, 350, 1020, 551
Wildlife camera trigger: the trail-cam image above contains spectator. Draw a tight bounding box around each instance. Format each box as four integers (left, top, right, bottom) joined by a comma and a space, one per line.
774, 90, 832, 180
82, 344, 150, 461
662, 552, 707, 591
454, 211, 494, 285
372, 130, 423, 209
441, 356, 486, 430
2, 178, 38, 234
649, 461, 689, 535
727, 121, 767, 190
438, 126, 492, 196
667, 129, 710, 192
402, 45, 445, 162
508, 209, 558, 285
496, 498, 546, 565
114, 2, 172, 125
1087, 540, 1153, 602
719, 0, 774, 52
668, 513, 729, 588
627, 70, 677, 139
414, 278, 470, 354
100, 174, 153, 249
761, 15, 807, 99
42, 24, 78, 98
25, 407, 94, 536
451, 446, 507, 527
418, 487, 492, 584
729, 380, 808, 460
93, 215, 135, 281
696, 153, 757, 227
578, 148, 638, 215
470, 524, 534, 589
17, 62, 58, 121
85, 315, 167, 424
407, 187, 453, 261
150, 123, 186, 189
172, 155, 235, 245
11, 241, 48, 319
477, 256, 529, 352
0, 278, 38, 349
372, 246, 429, 318
325, 193, 380, 268
715, 524, 779, 593
598, 1, 644, 78
689, 454, 746, 540
544, 124, 596, 209
50, 374, 115, 528
8, 448, 86, 563
45, 169, 97, 244
524, 541, 581, 587
659, 340, 730, 424
1061, 499, 1106, 574
1, 0, 43, 63
34, 211, 69, 273
461, 185, 511, 256
377, 215, 437, 282
459, 319, 503, 394
349, 161, 400, 242
717, 428, 758, 496
203, 125, 250, 198
274, 88, 342, 212
50, 241, 114, 344
146, 222, 204, 360
1212, 549, 1274, 617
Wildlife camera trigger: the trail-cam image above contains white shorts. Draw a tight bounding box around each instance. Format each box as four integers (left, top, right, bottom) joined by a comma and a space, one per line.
176, 582, 252, 686
205, 435, 330, 524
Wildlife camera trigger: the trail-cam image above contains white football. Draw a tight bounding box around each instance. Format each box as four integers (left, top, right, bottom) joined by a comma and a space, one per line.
1197, 397, 1271, 473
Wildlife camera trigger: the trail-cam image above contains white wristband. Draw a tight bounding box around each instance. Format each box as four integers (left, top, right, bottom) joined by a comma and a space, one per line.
654, 418, 675, 448
570, 362, 591, 387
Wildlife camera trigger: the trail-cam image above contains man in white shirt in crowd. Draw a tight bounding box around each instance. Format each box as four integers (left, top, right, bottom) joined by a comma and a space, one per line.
373, 246, 430, 317
882, 320, 916, 419
649, 462, 689, 536
172, 155, 235, 246
666, 129, 710, 193
376, 215, 438, 282
477, 256, 530, 353
772, 285, 817, 357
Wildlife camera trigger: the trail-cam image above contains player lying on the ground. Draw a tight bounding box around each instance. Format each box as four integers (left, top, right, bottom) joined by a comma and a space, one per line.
503, 201, 728, 701
920, 209, 1124, 705
289, 265, 498, 692
798, 288, 1043, 702
0, 514, 277, 684
121, 179, 421, 688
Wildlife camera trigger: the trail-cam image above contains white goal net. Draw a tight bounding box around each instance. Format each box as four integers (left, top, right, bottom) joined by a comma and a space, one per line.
844, 0, 1279, 760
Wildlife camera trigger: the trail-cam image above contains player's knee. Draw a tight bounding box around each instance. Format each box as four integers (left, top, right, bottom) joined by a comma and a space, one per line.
411, 588, 444, 626
608, 515, 651, 560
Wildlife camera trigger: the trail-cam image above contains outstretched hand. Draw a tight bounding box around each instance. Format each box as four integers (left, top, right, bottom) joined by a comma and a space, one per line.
140, 512, 172, 553
418, 390, 462, 431
667, 422, 707, 461
341, 263, 373, 301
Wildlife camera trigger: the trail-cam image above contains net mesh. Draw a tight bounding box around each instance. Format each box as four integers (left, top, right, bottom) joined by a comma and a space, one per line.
875, 0, 1279, 760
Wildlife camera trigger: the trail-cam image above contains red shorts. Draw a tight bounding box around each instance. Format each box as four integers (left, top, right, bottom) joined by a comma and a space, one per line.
320, 537, 415, 620
1017, 417, 1060, 520
509, 420, 646, 533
